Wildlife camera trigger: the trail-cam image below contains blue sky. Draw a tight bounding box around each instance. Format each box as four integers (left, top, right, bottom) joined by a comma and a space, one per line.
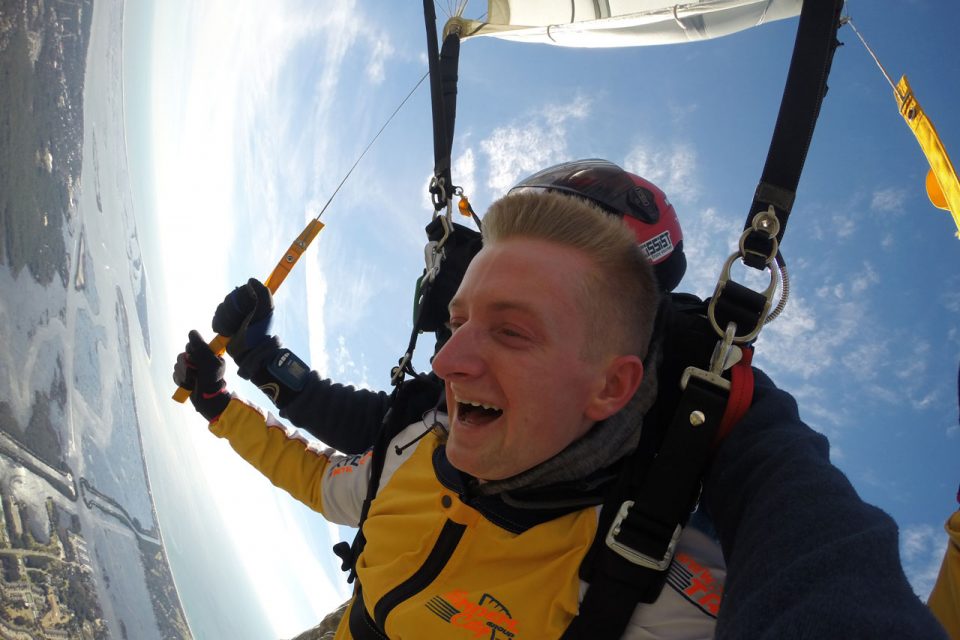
127, 1, 959, 637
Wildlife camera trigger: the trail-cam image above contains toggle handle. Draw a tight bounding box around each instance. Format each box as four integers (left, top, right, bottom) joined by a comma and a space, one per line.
172, 219, 325, 403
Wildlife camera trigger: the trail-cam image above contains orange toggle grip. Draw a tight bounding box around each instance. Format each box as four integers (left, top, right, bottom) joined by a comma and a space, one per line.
172, 219, 325, 403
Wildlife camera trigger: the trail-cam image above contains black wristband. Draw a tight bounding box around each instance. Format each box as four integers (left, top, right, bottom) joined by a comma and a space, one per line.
248, 348, 310, 409
235, 336, 282, 380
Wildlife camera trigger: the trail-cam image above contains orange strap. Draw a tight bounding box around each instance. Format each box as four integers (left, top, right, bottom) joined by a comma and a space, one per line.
716, 347, 755, 443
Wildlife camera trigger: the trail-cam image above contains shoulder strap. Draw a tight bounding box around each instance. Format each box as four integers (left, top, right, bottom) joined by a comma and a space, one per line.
332, 373, 444, 583
742, 0, 844, 268
563, 297, 752, 638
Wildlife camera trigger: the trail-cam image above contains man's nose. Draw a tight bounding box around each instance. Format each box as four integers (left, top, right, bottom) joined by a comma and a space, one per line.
432, 323, 485, 380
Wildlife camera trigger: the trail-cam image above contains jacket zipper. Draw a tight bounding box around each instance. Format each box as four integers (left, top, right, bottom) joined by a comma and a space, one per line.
373, 518, 467, 630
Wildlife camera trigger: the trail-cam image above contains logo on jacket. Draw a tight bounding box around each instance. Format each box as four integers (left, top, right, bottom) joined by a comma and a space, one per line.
426, 589, 519, 639
667, 551, 723, 617
330, 450, 372, 477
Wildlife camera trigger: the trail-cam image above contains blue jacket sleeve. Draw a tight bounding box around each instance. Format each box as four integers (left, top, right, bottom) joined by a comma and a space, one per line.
237, 338, 445, 455
232, 336, 392, 454
703, 369, 947, 639
279, 372, 391, 454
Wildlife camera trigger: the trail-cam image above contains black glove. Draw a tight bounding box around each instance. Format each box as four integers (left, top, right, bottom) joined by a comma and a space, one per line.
173, 330, 232, 421
212, 278, 274, 364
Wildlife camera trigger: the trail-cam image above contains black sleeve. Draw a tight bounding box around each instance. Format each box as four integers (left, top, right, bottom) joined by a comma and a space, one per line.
278, 372, 391, 454
233, 336, 391, 454
704, 369, 947, 639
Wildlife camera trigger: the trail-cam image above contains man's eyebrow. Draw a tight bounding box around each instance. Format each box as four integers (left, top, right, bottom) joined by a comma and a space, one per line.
448, 298, 543, 320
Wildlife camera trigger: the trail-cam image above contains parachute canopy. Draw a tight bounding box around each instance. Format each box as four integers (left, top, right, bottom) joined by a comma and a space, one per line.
447, 0, 802, 47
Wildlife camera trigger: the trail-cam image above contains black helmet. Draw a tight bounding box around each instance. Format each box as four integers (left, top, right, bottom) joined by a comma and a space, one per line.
510, 159, 686, 292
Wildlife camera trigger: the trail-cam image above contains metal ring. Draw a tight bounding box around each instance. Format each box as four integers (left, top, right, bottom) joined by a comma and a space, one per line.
430, 175, 448, 209
707, 252, 778, 343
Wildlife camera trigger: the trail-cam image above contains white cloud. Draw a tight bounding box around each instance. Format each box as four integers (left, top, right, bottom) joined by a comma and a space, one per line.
831, 214, 856, 238
897, 342, 930, 380
676, 206, 742, 298
334, 335, 371, 389
365, 35, 395, 84
480, 95, 592, 196
941, 276, 960, 313
453, 147, 477, 202
624, 141, 700, 204
850, 261, 880, 294
900, 523, 947, 599
871, 187, 908, 214
910, 389, 939, 410
306, 249, 331, 377
668, 102, 699, 127
757, 295, 830, 379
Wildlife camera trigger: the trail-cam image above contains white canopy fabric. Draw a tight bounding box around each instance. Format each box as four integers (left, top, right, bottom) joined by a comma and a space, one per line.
446, 0, 803, 47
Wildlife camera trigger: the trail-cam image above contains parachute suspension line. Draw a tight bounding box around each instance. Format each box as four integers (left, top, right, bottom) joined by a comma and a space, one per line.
436, 0, 470, 20
671, 5, 688, 32
313, 70, 429, 222
843, 17, 900, 99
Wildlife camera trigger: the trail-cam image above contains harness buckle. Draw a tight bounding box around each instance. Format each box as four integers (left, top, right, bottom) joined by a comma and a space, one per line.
680, 366, 731, 393
605, 500, 682, 571
424, 204, 453, 284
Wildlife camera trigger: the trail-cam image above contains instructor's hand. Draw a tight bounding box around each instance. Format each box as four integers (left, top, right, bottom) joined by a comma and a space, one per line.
173, 330, 231, 421
212, 278, 274, 364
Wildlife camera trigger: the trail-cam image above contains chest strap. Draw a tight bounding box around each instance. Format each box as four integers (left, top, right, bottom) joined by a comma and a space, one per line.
562, 346, 754, 639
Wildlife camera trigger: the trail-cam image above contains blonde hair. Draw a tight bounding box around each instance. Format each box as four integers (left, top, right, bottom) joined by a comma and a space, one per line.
482, 190, 659, 359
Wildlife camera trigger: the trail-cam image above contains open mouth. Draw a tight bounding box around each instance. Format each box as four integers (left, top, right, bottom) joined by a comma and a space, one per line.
456, 399, 504, 426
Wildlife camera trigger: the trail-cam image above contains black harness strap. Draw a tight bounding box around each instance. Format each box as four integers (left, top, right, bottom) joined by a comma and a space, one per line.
562, 299, 732, 639
422, 0, 461, 210
566, 5, 845, 632
565, 383, 729, 638
349, 587, 388, 640
743, 0, 844, 268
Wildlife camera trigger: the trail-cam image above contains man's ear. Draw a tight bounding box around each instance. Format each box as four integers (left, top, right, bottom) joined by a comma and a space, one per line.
585, 355, 644, 422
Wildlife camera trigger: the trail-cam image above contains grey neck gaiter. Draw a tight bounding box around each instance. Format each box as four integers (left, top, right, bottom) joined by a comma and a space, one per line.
476, 340, 661, 496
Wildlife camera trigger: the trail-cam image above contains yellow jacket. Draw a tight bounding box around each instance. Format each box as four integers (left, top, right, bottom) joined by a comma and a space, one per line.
929, 510, 960, 639
210, 398, 725, 639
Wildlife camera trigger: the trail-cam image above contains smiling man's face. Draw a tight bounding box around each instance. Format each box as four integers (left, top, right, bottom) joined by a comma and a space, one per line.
431, 237, 641, 481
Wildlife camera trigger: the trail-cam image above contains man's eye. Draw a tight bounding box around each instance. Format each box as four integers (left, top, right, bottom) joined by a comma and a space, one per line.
498, 327, 527, 340
446, 319, 464, 332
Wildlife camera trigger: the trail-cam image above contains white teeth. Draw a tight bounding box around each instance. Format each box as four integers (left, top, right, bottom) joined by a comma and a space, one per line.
456, 397, 502, 412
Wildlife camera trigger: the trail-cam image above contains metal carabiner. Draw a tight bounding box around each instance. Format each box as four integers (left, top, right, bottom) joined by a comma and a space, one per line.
710, 322, 741, 376
707, 208, 782, 343
430, 175, 448, 211
424, 208, 452, 284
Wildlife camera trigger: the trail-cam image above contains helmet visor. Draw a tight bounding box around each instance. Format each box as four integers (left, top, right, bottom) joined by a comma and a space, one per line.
510, 159, 661, 224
